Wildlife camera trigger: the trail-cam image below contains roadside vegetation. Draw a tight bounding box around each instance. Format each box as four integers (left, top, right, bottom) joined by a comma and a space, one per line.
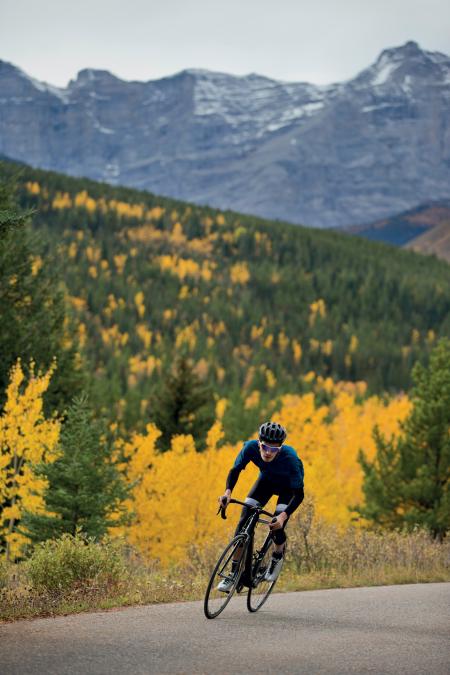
1, 511, 448, 622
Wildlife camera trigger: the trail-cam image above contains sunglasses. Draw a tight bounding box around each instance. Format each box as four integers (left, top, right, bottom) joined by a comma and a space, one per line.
259, 441, 281, 454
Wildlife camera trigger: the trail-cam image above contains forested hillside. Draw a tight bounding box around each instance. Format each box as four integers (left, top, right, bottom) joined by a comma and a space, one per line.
3, 161, 450, 437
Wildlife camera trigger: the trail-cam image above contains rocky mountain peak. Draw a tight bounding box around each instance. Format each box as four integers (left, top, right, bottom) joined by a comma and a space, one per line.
0, 43, 449, 228
69, 68, 122, 89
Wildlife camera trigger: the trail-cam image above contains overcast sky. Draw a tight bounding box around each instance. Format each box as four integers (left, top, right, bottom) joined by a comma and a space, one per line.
1, 0, 450, 87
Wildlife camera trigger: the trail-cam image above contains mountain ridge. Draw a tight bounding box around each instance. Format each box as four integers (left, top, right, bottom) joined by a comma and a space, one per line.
341, 200, 450, 262
1, 41, 449, 228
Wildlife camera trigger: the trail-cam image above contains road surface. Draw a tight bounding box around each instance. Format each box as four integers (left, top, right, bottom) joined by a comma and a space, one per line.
1, 583, 449, 674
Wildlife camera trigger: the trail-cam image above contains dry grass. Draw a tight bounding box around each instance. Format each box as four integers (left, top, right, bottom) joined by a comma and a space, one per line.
1, 507, 449, 622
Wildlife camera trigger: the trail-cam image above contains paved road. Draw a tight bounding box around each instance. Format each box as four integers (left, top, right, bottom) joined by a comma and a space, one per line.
1, 584, 449, 674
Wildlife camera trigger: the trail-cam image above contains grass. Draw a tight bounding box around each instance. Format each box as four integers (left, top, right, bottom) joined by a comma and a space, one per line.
1, 506, 449, 622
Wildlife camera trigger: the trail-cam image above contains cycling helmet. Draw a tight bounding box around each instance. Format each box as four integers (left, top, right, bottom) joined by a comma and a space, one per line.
258, 421, 287, 444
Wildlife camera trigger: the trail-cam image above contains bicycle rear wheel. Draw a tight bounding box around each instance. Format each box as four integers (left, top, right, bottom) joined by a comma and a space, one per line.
204, 535, 247, 619
247, 539, 280, 612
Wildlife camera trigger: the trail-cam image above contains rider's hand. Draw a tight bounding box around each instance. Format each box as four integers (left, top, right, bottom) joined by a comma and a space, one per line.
218, 492, 231, 508
269, 513, 287, 531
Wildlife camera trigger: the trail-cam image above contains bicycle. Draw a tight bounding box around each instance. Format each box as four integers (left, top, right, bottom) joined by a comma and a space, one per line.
203, 498, 285, 619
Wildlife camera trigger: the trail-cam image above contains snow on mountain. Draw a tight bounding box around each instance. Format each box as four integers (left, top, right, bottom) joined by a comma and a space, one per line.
0, 42, 449, 228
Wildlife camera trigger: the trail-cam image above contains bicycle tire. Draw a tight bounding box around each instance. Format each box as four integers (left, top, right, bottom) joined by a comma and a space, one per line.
204, 534, 248, 619
246, 539, 280, 612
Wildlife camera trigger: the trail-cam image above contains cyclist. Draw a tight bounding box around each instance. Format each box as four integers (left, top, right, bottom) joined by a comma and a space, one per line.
217, 421, 304, 592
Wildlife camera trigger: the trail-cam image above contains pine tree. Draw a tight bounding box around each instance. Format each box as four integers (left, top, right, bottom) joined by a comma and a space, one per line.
0, 171, 84, 415
22, 396, 129, 543
150, 357, 214, 451
357, 338, 450, 538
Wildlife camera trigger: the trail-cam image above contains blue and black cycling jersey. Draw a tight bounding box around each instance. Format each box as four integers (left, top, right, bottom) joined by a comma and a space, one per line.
226, 439, 304, 517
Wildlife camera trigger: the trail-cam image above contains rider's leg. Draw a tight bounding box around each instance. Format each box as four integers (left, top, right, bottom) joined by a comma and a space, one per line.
263, 500, 290, 581
272, 501, 290, 555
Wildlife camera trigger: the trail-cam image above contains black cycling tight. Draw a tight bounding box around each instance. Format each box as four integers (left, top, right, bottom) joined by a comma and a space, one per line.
234, 475, 295, 545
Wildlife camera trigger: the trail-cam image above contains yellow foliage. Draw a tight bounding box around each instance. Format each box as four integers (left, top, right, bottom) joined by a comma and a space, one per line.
349, 335, 359, 354
74, 190, 96, 212
278, 331, 289, 354
264, 334, 273, 349
206, 422, 225, 451
136, 323, 152, 350
244, 390, 260, 410
147, 206, 165, 220
30, 256, 43, 276
179, 285, 190, 300
101, 324, 129, 349
78, 322, 87, 348
70, 296, 86, 312
292, 339, 302, 364
171, 222, 186, 244
25, 181, 40, 195
251, 325, 264, 341
0, 361, 60, 560
309, 298, 326, 326
85, 245, 101, 263
109, 199, 145, 219
175, 323, 198, 352
322, 340, 333, 356
156, 255, 201, 281
215, 398, 228, 420
113, 254, 127, 274
163, 309, 175, 322
230, 262, 250, 285
52, 191, 73, 209
134, 291, 145, 319
265, 369, 276, 388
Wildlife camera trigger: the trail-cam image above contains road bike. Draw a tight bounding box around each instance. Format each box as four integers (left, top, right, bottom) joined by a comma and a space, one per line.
203, 498, 284, 619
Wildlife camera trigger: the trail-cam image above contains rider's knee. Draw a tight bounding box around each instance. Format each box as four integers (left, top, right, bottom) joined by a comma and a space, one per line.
272, 528, 287, 545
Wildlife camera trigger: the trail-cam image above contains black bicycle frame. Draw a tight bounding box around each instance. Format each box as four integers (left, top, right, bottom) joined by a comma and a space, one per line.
218, 498, 274, 587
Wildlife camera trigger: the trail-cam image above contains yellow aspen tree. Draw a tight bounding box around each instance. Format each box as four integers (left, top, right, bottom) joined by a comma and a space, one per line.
0, 360, 60, 560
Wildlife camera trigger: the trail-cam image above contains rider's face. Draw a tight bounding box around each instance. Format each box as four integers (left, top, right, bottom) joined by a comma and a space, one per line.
258, 440, 281, 462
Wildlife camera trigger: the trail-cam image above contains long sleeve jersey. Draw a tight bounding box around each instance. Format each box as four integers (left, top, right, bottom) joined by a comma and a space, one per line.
225, 439, 305, 516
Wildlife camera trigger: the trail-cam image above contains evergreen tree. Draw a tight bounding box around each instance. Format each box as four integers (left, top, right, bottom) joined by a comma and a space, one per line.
357, 338, 450, 538
150, 357, 214, 451
22, 396, 129, 543
0, 172, 84, 414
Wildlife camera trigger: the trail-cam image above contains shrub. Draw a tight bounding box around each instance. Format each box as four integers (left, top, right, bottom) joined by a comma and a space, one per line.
0, 558, 9, 589
26, 534, 127, 592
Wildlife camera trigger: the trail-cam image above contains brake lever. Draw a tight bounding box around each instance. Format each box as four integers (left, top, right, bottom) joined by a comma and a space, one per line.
216, 503, 228, 519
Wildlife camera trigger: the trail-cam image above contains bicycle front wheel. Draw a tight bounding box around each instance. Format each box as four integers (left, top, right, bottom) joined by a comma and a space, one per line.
204, 535, 247, 619
247, 539, 279, 612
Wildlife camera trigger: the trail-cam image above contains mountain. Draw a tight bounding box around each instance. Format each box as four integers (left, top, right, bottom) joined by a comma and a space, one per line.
343, 201, 450, 262
1, 41, 449, 228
